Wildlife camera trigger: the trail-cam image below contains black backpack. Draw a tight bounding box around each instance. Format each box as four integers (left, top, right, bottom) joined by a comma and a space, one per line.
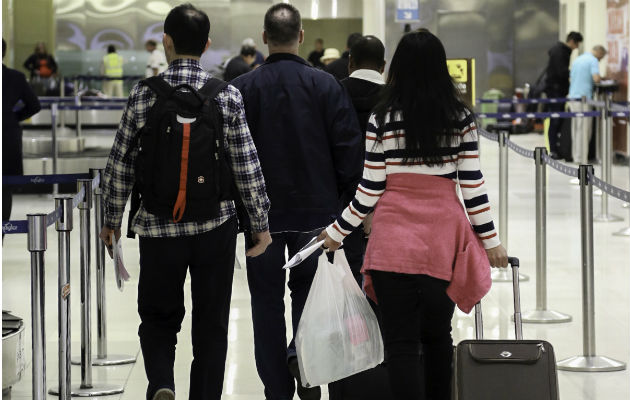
127, 76, 235, 236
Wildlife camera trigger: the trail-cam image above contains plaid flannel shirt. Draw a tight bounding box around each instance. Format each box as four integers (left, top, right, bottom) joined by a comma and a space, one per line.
102, 59, 270, 237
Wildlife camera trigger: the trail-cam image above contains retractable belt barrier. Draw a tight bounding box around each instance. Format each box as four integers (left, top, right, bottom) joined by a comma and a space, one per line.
477, 111, 601, 119
479, 127, 628, 372
65, 75, 143, 82
39, 97, 127, 104
2, 171, 131, 399
476, 97, 575, 104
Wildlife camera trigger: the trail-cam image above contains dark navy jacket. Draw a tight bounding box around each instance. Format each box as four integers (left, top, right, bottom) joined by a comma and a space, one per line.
232, 53, 363, 233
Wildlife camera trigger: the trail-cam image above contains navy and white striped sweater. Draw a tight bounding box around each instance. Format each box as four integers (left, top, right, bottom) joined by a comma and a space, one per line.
326, 110, 501, 250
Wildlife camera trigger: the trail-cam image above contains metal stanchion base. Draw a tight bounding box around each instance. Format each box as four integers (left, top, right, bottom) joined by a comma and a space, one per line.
613, 226, 630, 237
49, 383, 124, 397
594, 213, 623, 222
520, 309, 572, 323
71, 354, 137, 366
491, 268, 529, 282
557, 355, 626, 372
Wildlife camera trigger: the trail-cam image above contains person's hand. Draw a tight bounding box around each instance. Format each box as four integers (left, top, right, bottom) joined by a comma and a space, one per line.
485, 244, 508, 268
99, 226, 121, 259
246, 231, 272, 257
316, 229, 342, 252
363, 212, 374, 236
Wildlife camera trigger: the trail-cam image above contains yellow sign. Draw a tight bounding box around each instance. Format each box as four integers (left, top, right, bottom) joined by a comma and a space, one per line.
447, 59, 468, 83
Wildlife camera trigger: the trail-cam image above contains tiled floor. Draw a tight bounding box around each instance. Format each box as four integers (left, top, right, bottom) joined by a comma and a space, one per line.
3, 133, 630, 399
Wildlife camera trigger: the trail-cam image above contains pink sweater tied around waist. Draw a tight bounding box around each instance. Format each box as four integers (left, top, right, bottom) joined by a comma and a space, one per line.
362, 173, 492, 313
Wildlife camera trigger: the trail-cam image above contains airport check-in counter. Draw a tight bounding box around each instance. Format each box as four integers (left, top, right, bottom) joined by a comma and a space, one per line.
21, 98, 124, 175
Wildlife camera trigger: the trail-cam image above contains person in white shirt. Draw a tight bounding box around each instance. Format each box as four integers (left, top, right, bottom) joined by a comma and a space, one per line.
145, 39, 167, 77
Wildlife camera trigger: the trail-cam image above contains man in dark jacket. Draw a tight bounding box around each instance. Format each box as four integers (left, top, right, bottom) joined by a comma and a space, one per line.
338, 34, 385, 283
224, 45, 256, 81
545, 31, 582, 158
231, 4, 363, 400
2, 38, 41, 221
325, 32, 362, 80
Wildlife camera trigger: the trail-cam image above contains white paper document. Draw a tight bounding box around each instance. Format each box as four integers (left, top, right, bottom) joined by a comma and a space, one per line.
282, 237, 324, 270
112, 234, 131, 291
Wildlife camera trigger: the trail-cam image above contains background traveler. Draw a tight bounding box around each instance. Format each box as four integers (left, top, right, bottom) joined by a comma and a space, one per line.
568, 45, 607, 164
319, 29, 508, 400
544, 31, 583, 159
325, 32, 362, 80
224, 45, 256, 81
145, 39, 167, 77
231, 3, 363, 400
101, 45, 124, 97
100, 5, 271, 400
23, 41, 57, 80
2, 38, 41, 225
307, 38, 325, 68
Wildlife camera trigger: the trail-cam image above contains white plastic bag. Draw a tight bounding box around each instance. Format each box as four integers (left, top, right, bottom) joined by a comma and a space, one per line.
295, 250, 384, 388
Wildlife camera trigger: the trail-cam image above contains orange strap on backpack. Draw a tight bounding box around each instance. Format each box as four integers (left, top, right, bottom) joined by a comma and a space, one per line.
172, 123, 191, 222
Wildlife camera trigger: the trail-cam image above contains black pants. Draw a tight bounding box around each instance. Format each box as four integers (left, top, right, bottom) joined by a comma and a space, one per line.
138, 218, 237, 400
245, 230, 321, 400
546, 103, 565, 154
371, 271, 455, 400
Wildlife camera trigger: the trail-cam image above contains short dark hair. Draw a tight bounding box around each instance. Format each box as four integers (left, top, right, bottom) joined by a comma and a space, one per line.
145, 39, 157, 47
350, 35, 385, 70
164, 3, 210, 56
241, 46, 256, 57
264, 3, 301, 45
346, 32, 363, 49
315, 38, 323, 44
107, 45, 116, 53
566, 31, 583, 43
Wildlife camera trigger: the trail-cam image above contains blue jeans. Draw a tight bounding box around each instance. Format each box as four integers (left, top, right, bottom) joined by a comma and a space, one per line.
246, 230, 322, 400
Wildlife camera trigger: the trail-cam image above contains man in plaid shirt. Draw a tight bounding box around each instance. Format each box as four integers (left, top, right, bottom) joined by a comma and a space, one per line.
99, 5, 271, 400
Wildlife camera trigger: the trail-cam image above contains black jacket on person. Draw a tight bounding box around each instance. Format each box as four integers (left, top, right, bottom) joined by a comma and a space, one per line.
231, 53, 363, 233
3, 65, 41, 175
341, 76, 383, 136
544, 42, 572, 97
325, 51, 350, 80
224, 56, 252, 82
307, 50, 325, 69
23, 53, 58, 79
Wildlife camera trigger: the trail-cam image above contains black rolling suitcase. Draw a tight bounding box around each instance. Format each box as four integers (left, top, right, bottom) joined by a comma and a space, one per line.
557, 114, 573, 161
455, 257, 559, 400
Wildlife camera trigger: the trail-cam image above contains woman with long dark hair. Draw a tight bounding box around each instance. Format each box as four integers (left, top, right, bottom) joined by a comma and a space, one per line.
318, 29, 508, 399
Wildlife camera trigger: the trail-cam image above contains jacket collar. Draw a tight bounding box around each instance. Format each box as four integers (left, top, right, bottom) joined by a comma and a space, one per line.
349, 69, 385, 85
167, 58, 202, 71
265, 53, 310, 66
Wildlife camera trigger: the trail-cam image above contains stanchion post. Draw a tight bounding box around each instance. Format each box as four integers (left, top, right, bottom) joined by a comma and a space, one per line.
595, 92, 622, 222
78, 179, 93, 388
49, 197, 73, 399
492, 131, 529, 282
92, 168, 107, 360
557, 165, 626, 372
68, 179, 125, 397
614, 149, 630, 236
51, 103, 59, 195
521, 148, 571, 323
27, 214, 47, 400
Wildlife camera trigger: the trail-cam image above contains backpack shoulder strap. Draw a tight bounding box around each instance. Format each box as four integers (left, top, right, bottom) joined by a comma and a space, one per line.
142, 76, 175, 99
198, 78, 228, 101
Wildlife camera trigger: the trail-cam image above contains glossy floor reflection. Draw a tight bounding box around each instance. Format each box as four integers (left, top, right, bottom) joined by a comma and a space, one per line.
3, 133, 630, 399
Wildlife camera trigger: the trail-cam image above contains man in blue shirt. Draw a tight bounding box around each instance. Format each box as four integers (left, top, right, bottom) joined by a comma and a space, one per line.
568, 45, 607, 163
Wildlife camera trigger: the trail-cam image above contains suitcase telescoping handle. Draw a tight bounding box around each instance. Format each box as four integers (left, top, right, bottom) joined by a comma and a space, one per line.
474, 257, 523, 341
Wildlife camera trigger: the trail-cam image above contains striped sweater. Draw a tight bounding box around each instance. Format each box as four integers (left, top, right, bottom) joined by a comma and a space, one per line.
326, 110, 501, 250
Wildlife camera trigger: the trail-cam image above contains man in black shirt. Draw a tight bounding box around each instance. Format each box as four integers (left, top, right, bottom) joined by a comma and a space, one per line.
545, 31, 582, 158
224, 45, 256, 81
2, 39, 41, 223
307, 38, 325, 68
325, 32, 362, 80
